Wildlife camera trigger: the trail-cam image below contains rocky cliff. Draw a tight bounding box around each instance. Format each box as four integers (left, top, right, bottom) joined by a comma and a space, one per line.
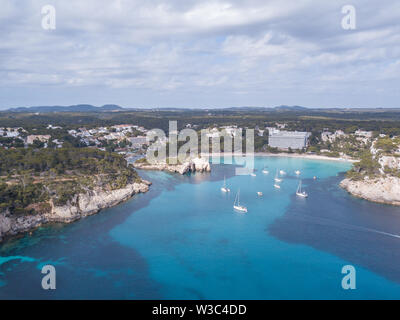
340, 177, 400, 206
0, 180, 151, 242
134, 157, 211, 175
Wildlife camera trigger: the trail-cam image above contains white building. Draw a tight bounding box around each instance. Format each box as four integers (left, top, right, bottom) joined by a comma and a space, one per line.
355, 130, 373, 138
268, 130, 311, 150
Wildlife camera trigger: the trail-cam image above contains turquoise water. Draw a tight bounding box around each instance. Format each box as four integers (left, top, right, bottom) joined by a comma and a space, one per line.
1, 156, 400, 299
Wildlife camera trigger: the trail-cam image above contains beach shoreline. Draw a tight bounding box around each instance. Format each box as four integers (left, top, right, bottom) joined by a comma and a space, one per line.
200, 152, 358, 163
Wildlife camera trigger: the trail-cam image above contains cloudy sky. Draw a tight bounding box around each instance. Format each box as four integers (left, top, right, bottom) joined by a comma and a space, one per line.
0, 0, 399, 109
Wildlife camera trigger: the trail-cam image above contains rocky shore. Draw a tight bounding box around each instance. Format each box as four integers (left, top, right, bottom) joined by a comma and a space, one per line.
340, 176, 400, 206
0, 180, 151, 242
134, 157, 211, 175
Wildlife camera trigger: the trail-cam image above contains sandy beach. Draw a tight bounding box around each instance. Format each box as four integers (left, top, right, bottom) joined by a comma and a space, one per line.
200, 152, 358, 163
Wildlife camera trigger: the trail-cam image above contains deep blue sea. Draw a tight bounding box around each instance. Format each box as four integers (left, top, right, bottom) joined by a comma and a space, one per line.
1, 156, 400, 299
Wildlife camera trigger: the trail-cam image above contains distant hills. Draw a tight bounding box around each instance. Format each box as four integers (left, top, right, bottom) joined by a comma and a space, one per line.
2, 104, 400, 113
273, 105, 309, 111
5, 104, 125, 113
3, 104, 311, 113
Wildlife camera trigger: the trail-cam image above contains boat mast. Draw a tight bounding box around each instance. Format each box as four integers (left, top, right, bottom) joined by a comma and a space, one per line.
234, 189, 240, 206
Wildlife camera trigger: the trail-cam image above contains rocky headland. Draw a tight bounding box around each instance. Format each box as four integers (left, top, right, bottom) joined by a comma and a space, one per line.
340, 138, 400, 206
134, 157, 211, 175
0, 180, 151, 242
340, 176, 400, 206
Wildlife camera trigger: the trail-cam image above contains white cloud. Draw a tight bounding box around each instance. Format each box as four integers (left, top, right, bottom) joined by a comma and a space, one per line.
0, 0, 399, 108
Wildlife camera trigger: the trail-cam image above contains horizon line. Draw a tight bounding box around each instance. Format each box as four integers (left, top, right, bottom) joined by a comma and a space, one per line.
2, 104, 400, 111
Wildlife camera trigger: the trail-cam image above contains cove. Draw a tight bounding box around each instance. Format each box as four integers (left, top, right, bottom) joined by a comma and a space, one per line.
1, 157, 400, 299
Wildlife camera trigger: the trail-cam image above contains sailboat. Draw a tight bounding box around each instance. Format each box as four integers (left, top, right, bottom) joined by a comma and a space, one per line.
221, 176, 230, 193
233, 189, 247, 213
296, 180, 308, 198
274, 169, 282, 183
262, 167, 269, 174
250, 172, 256, 177
295, 170, 301, 175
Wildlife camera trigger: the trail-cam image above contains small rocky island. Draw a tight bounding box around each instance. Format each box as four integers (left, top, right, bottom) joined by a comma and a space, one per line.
341, 136, 400, 206
0, 148, 151, 241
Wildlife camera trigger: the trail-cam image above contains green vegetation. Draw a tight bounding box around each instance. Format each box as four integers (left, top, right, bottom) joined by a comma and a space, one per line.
375, 136, 400, 154
4, 107, 400, 188
0, 148, 140, 215
319, 135, 370, 159
346, 151, 381, 180
4, 108, 400, 137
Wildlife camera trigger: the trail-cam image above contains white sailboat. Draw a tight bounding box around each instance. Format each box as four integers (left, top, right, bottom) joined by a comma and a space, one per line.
233, 189, 247, 213
221, 176, 230, 193
274, 169, 282, 183
295, 170, 301, 175
262, 167, 269, 174
250, 172, 256, 177
296, 180, 308, 198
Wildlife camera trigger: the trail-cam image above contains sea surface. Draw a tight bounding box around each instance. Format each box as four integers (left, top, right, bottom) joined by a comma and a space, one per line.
1, 156, 400, 299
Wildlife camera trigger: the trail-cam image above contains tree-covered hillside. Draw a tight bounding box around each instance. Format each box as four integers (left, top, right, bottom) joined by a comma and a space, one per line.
0, 148, 140, 215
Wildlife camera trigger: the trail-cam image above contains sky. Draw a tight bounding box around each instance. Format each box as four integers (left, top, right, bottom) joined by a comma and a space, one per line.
0, 0, 399, 109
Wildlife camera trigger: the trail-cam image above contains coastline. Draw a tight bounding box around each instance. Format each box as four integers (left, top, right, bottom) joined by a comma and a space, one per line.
340, 177, 400, 207
200, 152, 358, 163
0, 180, 151, 243
204, 152, 400, 207
135, 152, 400, 208
5, 151, 395, 245
133, 157, 211, 175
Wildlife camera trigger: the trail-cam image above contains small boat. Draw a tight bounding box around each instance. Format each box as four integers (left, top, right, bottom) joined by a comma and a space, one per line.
295, 170, 301, 175
274, 169, 282, 183
274, 184, 281, 189
313, 176, 317, 180
257, 192, 263, 196
262, 167, 269, 174
279, 170, 286, 175
250, 173, 256, 177
233, 189, 247, 213
296, 180, 308, 198
221, 176, 230, 193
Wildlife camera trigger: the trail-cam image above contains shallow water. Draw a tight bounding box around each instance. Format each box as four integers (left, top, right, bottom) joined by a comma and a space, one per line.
1, 157, 400, 299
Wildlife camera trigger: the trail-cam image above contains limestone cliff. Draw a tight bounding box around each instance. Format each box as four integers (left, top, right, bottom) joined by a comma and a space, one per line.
134, 157, 211, 175
340, 177, 400, 206
0, 180, 151, 242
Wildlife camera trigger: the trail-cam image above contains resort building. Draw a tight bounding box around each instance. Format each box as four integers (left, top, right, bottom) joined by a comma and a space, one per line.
355, 130, 373, 138
112, 124, 134, 132
268, 130, 311, 150
129, 136, 148, 149
26, 135, 51, 144
321, 130, 347, 143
